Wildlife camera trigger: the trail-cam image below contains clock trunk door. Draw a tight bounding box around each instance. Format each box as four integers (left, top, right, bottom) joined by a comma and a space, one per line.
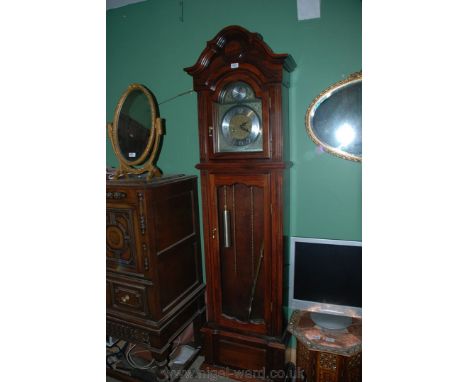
208, 173, 272, 334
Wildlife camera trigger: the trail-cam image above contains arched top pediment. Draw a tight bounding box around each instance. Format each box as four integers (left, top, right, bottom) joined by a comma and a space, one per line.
184, 25, 295, 88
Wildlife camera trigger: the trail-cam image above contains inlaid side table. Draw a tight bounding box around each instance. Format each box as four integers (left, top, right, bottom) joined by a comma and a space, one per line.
287, 310, 362, 382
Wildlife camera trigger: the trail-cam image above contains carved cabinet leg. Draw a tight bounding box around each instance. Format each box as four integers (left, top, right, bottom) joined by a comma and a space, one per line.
344, 353, 362, 382
192, 309, 206, 348
317, 352, 340, 382
296, 341, 313, 381
151, 350, 171, 382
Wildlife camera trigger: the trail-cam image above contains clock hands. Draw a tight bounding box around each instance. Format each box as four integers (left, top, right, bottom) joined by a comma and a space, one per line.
239, 121, 250, 133
221, 105, 260, 147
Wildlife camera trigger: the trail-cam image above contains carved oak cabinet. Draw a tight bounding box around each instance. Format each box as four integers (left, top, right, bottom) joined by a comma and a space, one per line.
106, 174, 206, 374
185, 26, 296, 379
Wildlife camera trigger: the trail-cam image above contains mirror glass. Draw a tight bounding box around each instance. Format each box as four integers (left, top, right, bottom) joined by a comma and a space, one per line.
306, 73, 362, 161
117, 89, 152, 162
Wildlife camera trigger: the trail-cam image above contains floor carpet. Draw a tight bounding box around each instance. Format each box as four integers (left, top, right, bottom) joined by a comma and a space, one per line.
107, 356, 236, 382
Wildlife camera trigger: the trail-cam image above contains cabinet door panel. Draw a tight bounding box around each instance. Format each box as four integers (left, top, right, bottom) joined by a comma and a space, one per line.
208, 174, 271, 334
106, 206, 145, 277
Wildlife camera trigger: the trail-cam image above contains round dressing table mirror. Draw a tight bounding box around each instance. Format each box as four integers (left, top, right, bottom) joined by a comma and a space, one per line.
107, 83, 164, 179
306, 72, 362, 162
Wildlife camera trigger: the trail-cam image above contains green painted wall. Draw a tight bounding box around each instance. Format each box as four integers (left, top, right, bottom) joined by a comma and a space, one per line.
107, 0, 361, 245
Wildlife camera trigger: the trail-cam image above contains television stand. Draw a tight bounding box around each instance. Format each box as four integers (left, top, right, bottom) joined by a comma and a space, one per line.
287, 310, 362, 382
309, 312, 353, 331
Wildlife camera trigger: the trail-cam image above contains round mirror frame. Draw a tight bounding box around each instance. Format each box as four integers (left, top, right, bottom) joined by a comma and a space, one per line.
305, 71, 362, 162
107, 83, 164, 179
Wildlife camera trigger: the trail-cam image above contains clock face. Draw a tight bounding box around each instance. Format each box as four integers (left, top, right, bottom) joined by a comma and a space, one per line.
231, 85, 247, 101
215, 82, 263, 153
221, 106, 260, 147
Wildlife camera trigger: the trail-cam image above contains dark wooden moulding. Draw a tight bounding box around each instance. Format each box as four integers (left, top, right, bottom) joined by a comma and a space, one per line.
185, 26, 296, 381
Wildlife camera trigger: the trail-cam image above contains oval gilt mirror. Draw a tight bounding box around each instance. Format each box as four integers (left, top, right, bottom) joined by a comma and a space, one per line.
108, 83, 164, 179
306, 72, 362, 162
117, 87, 153, 163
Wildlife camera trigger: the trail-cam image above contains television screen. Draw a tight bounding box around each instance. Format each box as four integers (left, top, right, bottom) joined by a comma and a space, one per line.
291, 238, 362, 311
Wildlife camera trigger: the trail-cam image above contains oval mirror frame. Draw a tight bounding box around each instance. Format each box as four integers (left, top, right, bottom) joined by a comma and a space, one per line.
305, 72, 362, 162
108, 83, 164, 179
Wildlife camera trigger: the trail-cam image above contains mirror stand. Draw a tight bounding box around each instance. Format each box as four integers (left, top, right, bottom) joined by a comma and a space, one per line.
107, 118, 163, 180
107, 83, 164, 180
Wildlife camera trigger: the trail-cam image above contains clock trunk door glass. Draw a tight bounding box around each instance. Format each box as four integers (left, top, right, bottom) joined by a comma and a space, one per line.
215, 82, 263, 153
217, 183, 266, 325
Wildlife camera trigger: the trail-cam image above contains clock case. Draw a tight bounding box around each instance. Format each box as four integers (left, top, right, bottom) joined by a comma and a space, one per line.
185, 26, 296, 380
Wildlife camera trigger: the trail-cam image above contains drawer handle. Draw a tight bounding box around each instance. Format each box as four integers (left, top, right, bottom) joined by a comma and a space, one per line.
120, 294, 130, 303
106, 191, 127, 200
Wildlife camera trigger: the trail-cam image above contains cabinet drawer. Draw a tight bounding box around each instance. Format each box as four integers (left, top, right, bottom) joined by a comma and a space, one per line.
106, 188, 140, 204
108, 278, 150, 318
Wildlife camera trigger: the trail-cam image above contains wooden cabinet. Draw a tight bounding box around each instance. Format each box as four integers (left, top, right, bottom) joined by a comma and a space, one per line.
288, 310, 362, 382
185, 26, 296, 379
296, 342, 362, 382
106, 174, 206, 371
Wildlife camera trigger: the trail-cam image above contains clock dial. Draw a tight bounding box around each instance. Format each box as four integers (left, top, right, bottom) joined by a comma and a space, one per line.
231, 85, 247, 101
215, 81, 263, 153
221, 106, 260, 147
220, 82, 255, 104
229, 115, 251, 140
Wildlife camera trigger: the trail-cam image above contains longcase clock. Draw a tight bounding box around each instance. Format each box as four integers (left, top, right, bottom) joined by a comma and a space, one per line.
185, 26, 296, 379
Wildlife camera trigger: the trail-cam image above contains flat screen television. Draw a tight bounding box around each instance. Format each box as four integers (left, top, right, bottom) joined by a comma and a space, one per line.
288, 237, 362, 329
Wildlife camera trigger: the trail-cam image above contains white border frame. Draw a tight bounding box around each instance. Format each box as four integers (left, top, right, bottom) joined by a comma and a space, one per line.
288, 237, 362, 317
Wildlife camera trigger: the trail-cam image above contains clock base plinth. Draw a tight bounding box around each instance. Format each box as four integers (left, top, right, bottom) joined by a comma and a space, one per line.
200, 326, 289, 382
